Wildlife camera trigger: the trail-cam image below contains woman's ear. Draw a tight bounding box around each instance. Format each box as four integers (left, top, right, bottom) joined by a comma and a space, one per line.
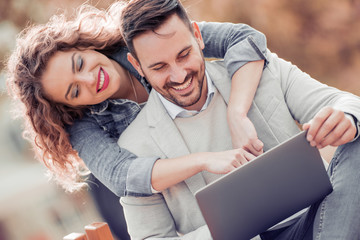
127, 53, 144, 77
192, 22, 205, 50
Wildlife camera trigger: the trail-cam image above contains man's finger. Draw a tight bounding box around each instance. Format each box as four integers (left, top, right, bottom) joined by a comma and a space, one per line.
235, 152, 249, 165
232, 158, 241, 168
318, 119, 350, 147
305, 107, 332, 145
243, 151, 256, 161
253, 139, 264, 152
330, 126, 357, 147
243, 140, 263, 156
313, 110, 343, 144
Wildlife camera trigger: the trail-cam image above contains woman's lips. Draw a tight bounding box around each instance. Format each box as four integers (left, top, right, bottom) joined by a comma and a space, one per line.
97, 67, 109, 93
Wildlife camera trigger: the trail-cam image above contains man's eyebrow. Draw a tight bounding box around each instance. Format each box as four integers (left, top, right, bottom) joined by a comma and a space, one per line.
65, 52, 76, 100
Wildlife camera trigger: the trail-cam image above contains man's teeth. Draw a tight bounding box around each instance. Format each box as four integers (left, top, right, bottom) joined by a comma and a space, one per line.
99, 70, 105, 91
173, 78, 192, 90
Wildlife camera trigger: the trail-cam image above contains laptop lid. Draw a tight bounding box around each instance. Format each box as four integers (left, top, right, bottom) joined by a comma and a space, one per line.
195, 131, 333, 240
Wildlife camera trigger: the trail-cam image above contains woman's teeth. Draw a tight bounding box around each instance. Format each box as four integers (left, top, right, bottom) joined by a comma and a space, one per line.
98, 69, 105, 92
173, 77, 192, 90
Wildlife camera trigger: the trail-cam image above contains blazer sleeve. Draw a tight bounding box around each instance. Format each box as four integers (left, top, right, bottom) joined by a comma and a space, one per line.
120, 195, 212, 240
265, 50, 360, 125
198, 21, 268, 78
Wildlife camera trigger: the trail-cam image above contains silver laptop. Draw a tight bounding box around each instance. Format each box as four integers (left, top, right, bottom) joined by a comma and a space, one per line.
195, 131, 333, 240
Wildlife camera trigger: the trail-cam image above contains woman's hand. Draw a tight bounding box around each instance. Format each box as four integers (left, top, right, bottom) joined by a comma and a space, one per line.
227, 110, 264, 156
199, 148, 256, 174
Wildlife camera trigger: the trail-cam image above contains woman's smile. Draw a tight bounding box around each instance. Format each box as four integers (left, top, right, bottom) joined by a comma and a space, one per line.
97, 67, 110, 93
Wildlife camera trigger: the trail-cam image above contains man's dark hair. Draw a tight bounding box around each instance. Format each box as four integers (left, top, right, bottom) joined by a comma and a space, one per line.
120, 0, 192, 60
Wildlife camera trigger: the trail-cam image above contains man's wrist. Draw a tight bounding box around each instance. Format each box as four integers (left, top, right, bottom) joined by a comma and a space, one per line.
345, 113, 360, 141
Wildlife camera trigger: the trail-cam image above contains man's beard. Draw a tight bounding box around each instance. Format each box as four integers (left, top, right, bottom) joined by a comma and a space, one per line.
164, 69, 205, 108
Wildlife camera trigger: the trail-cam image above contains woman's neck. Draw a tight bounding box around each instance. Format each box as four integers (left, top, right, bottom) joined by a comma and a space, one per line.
132, 76, 149, 103
110, 59, 148, 103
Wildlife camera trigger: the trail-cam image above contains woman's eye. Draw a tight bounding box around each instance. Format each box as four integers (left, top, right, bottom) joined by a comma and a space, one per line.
72, 86, 79, 98
77, 56, 83, 71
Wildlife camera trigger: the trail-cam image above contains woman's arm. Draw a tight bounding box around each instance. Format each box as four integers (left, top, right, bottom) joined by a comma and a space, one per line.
227, 60, 265, 155
199, 21, 267, 77
67, 115, 158, 197
199, 22, 267, 155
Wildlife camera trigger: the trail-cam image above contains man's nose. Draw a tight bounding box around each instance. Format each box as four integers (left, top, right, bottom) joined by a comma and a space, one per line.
76, 72, 96, 86
169, 65, 187, 83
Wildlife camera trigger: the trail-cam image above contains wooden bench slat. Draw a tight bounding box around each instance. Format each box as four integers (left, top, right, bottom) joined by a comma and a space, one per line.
63, 232, 88, 240
84, 222, 114, 240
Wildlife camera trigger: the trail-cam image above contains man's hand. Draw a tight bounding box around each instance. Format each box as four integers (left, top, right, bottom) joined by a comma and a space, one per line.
201, 148, 256, 174
303, 106, 357, 148
228, 114, 264, 156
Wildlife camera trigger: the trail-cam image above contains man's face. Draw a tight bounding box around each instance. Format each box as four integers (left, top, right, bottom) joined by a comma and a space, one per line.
128, 14, 207, 111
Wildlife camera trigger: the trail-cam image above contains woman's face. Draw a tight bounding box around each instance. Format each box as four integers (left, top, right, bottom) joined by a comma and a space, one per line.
42, 49, 126, 106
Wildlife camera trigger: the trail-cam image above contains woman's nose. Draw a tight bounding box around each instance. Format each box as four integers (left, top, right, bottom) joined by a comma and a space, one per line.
76, 72, 96, 86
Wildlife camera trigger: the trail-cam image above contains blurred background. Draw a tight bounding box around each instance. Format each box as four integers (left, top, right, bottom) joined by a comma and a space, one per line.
0, 0, 359, 239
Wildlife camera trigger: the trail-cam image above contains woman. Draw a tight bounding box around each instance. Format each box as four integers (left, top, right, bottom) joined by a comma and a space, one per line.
6, 1, 266, 197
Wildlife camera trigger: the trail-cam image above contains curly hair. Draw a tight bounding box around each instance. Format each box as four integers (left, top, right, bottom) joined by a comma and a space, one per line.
6, 1, 126, 192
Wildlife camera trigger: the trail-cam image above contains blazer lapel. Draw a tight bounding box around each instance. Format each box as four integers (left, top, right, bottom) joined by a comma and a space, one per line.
145, 91, 207, 195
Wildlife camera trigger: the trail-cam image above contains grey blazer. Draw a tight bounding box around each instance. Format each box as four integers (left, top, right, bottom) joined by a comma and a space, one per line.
118, 50, 360, 240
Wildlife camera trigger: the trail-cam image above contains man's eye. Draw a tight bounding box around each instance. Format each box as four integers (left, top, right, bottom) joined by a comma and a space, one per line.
180, 50, 191, 59
153, 65, 165, 71
77, 56, 83, 71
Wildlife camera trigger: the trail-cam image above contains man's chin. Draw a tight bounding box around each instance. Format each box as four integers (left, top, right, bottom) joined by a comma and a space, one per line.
174, 95, 202, 109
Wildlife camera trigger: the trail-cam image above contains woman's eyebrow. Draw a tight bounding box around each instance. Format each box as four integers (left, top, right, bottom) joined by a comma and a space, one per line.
71, 52, 76, 73
65, 83, 73, 100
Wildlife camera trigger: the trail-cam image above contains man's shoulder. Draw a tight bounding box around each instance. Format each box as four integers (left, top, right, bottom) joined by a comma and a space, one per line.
119, 104, 149, 136
117, 103, 150, 149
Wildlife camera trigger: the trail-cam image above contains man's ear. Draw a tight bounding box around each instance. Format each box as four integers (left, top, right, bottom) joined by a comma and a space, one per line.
192, 22, 205, 50
127, 53, 144, 77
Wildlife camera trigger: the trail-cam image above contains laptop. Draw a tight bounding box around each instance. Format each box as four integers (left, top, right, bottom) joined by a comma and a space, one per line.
195, 131, 333, 240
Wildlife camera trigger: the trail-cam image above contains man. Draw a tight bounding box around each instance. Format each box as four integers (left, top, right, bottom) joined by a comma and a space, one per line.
118, 0, 360, 239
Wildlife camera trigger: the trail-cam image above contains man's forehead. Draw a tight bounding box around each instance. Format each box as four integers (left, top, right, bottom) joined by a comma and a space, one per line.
132, 15, 193, 64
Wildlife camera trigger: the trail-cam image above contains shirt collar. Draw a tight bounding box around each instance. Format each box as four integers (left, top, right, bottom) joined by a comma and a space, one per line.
157, 71, 215, 119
